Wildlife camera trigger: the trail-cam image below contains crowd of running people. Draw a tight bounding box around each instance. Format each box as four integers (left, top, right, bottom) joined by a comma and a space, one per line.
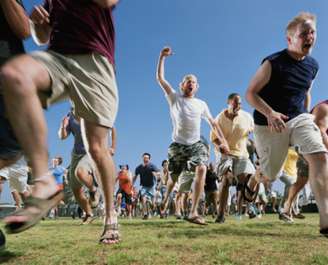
0, 0, 328, 249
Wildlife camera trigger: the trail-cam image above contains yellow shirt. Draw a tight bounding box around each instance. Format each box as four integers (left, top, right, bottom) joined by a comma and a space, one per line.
210, 109, 254, 158
283, 148, 298, 177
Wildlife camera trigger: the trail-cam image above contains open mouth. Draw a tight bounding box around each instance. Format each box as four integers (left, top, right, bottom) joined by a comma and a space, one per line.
303, 43, 312, 50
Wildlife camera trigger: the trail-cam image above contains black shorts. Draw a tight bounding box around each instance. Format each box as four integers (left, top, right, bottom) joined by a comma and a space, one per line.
117, 189, 132, 205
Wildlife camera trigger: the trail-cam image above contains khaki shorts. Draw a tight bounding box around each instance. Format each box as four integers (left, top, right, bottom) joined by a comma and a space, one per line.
69, 152, 95, 190
254, 113, 326, 180
217, 155, 255, 183
31, 51, 118, 128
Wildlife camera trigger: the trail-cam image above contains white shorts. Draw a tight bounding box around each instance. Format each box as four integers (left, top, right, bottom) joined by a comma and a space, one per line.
0, 157, 28, 193
254, 113, 326, 180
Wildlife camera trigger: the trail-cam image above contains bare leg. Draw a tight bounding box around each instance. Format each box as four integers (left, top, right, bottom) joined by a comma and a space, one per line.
283, 176, 307, 214
190, 164, 206, 217
217, 175, 230, 219
72, 188, 92, 216
82, 120, 117, 243
304, 153, 328, 230
1, 56, 57, 197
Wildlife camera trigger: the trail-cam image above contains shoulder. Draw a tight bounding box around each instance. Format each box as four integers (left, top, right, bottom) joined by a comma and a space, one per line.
261, 49, 286, 64
305, 55, 319, 71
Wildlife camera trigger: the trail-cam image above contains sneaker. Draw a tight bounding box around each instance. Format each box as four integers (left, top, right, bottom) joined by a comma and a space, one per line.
80, 214, 97, 225
0, 229, 5, 251
279, 212, 294, 224
142, 214, 149, 220
176, 214, 182, 220
89, 188, 100, 209
215, 214, 225, 224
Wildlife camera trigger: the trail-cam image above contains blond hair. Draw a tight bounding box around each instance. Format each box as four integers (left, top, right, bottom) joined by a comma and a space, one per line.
179, 74, 198, 89
286, 12, 316, 36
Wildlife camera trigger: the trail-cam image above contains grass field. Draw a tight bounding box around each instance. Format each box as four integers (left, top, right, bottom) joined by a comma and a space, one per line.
1, 214, 328, 265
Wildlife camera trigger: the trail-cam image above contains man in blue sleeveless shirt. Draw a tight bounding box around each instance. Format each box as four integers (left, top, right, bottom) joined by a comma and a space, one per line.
246, 12, 328, 237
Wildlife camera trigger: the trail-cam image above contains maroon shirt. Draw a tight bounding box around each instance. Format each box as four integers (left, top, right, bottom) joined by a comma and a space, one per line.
44, 0, 115, 65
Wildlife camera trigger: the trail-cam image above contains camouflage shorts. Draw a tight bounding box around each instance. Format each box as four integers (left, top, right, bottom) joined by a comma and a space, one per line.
168, 140, 209, 182
297, 155, 309, 178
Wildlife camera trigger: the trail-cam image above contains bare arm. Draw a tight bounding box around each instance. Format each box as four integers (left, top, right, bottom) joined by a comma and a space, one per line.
245, 60, 289, 132
108, 127, 116, 156
304, 86, 312, 112
30, 5, 51, 45
58, 116, 70, 140
208, 117, 230, 154
156, 47, 174, 95
313, 104, 328, 150
0, 0, 30, 39
93, 0, 119, 8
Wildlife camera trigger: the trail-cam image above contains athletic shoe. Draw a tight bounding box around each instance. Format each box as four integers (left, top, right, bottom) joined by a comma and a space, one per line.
0, 229, 5, 251
279, 212, 294, 224
89, 188, 100, 209
215, 214, 225, 224
142, 214, 149, 220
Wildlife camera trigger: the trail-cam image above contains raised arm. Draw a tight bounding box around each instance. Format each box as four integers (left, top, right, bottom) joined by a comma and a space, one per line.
245, 60, 288, 132
0, 0, 30, 39
313, 104, 328, 150
93, 0, 119, 8
30, 5, 51, 45
156, 47, 174, 95
58, 116, 70, 140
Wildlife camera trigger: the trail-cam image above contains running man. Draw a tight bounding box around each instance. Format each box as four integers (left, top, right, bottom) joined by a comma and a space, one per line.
156, 46, 229, 225
116, 164, 133, 218
58, 110, 115, 225
246, 12, 328, 237
210, 93, 255, 223
1, 0, 120, 244
133, 153, 160, 220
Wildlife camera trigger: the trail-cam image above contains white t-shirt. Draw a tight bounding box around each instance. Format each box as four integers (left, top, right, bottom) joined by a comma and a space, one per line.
166, 90, 212, 145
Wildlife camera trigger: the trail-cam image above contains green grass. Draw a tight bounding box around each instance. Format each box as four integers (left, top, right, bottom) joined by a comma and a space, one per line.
1, 214, 328, 265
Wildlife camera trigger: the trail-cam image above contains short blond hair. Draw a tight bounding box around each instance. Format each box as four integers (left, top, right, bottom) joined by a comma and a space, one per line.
286, 12, 316, 36
179, 74, 198, 88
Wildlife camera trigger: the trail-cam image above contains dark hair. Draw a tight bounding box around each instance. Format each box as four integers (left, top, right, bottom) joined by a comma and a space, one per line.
161, 160, 168, 167
227, 93, 240, 101
55, 156, 63, 165
142, 153, 151, 159
119, 164, 129, 170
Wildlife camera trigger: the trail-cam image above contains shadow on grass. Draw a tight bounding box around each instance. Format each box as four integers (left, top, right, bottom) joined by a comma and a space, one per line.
168, 225, 319, 240
0, 250, 22, 263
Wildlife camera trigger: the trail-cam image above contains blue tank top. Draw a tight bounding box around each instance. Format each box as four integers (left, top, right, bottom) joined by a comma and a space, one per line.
254, 49, 319, 125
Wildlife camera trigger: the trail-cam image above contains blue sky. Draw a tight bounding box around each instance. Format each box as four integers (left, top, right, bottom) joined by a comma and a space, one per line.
1, 0, 328, 202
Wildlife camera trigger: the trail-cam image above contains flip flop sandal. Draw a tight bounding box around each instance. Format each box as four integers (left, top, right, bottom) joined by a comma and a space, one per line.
242, 175, 260, 202
99, 223, 120, 244
186, 216, 208, 226
5, 191, 64, 234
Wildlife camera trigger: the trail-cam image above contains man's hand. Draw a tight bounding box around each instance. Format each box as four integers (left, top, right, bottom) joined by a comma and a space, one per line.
108, 148, 115, 156
60, 116, 69, 129
160, 47, 173, 58
30, 5, 50, 25
267, 111, 289, 133
219, 142, 230, 155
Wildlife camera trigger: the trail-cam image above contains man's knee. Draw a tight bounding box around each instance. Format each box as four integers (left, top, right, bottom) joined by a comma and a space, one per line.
88, 143, 107, 162
1, 64, 32, 97
196, 164, 206, 176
